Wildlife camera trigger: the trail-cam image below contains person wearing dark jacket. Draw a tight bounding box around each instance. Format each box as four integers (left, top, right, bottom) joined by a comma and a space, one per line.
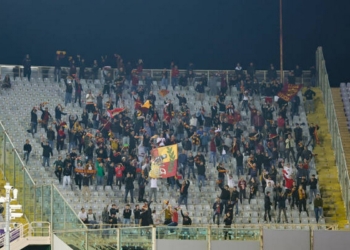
75, 80, 83, 107
230, 186, 239, 215
22, 54, 31, 81
54, 104, 67, 122
195, 81, 205, 102
124, 173, 134, 203
123, 204, 132, 225
23, 139, 32, 164
176, 178, 190, 209
213, 198, 223, 225
176, 93, 187, 106
28, 108, 38, 137
223, 212, 233, 240
219, 185, 231, 212
180, 208, 192, 226
138, 175, 148, 202
264, 192, 272, 222
40, 106, 52, 132
277, 192, 288, 223
41, 140, 53, 167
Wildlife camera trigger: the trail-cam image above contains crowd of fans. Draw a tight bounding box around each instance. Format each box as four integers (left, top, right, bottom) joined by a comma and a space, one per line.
17, 52, 323, 231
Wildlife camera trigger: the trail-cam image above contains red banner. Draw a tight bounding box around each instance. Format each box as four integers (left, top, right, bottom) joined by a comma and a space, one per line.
277, 84, 303, 102
107, 108, 125, 118
149, 145, 178, 178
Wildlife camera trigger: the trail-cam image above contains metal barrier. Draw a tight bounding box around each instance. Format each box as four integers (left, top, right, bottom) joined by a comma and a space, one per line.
53, 223, 338, 250
0, 122, 86, 232
0, 64, 312, 86
316, 46, 350, 222
0, 221, 50, 247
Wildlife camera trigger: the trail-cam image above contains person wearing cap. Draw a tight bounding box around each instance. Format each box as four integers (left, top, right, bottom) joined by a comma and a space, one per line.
314, 193, 323, 223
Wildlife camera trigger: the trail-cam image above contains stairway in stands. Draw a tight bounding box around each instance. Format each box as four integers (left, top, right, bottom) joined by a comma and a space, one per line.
305, 87, 348, 228
0, 173, 27, 226
331, 88, 350, 168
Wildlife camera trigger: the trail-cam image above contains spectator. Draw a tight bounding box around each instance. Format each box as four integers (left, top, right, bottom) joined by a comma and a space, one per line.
86, 208, 99, 229
78, 207, 88, 224
223, 212, 233, 240
264, 191, 272, 223
23, 139, 32, 164
277, 192, 288, 223
134, 205, 141, 225
41, 138, 53, 167
212, 198, 223, 225
314, 193, 323, 223
308, 175, 318, 204
123, 204, 132, 225
124, 173, 134, 203
303, 87, 316, 114
22, 54, 31, 81
176, 177, 190, 209
2, 74, 11, 89
298, 185, 309, 216
149, 178, 158, 203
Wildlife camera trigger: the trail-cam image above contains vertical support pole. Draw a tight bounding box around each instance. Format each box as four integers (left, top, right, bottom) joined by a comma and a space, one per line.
279, 0, 284, 83
152, 226, 156, 250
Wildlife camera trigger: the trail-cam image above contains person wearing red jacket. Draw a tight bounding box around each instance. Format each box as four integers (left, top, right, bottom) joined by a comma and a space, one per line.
115, 163, 125, 190
253, 111, 265, 132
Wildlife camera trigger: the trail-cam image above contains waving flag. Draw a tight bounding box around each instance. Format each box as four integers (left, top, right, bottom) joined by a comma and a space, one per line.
159, 89, 169, 97
107, 108, 125, 118
149, 144, 178, 179
277, 84, 303, 102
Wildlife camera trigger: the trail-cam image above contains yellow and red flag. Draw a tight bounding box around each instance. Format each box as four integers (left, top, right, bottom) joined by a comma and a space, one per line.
159, 89, 169, 97
149, 144, 178, 179
277, 84, 303, 102
107, 108, 125, 118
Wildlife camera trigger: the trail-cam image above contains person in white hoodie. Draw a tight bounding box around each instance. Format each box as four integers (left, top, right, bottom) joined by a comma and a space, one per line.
226, 173, 235, 189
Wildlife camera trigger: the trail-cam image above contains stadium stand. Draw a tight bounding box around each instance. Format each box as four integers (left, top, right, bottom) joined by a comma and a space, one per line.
0, 62, 328, 230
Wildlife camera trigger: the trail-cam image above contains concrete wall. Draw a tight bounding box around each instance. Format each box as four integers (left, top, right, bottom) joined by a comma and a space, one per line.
156, 240, 207, 250
263, 229, 310, 250
211, 240, 260, 250
313, 231, 350, 250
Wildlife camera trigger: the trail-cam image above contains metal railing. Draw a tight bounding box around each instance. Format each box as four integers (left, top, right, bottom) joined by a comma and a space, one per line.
316, 46, 350, 221
53, 224, 338, 250
0, 64, 312, 86
0, 222, 50, 247
0, 122, 86, 231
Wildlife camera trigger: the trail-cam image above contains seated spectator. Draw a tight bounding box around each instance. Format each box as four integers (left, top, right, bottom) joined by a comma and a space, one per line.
78, 207, 88, 224
87, 208, 99, 229
2, 74, 11, 88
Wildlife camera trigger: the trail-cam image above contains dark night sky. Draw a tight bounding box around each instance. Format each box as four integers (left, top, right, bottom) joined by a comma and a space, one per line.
0, 0, 349, 86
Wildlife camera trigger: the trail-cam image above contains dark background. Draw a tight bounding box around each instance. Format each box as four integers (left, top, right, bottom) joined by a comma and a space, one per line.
0, 0, 348, 86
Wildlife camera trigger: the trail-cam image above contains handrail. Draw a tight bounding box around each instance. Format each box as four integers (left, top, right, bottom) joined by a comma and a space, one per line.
52, 184, 87, 230
53, 223, 338, 233
0, 122, 36, 186
316, 46, 350, 222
